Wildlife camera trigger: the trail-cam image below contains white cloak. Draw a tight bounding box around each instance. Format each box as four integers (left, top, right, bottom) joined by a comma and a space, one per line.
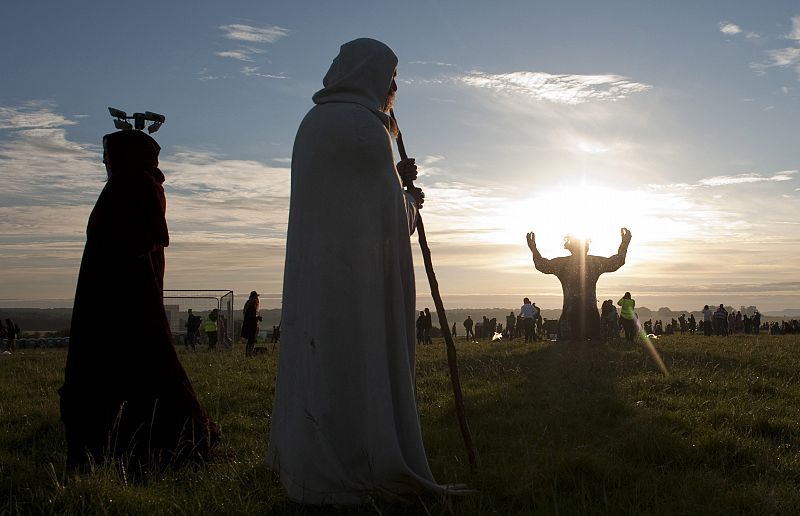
266, 38, 445, 504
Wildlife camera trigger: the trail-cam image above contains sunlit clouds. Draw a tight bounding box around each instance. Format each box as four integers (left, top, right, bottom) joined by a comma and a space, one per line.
459, 71, 652, 104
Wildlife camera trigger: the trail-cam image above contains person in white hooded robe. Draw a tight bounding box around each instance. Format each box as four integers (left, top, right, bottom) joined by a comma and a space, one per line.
267, 38, 454, 504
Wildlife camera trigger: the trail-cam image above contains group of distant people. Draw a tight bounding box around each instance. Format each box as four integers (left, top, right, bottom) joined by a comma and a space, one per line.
459, 298, 544, 343
183, 308, 230, 351
0, 318, 21, 352
182, 291, 275, 357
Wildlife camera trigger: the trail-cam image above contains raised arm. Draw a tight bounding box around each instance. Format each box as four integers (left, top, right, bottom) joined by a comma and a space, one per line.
599, 227, 632, 273
526, 232, 557, 275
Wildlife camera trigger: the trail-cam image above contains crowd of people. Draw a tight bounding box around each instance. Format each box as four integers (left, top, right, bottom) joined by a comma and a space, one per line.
460, 298, 545, 343
449, 296, 800, 345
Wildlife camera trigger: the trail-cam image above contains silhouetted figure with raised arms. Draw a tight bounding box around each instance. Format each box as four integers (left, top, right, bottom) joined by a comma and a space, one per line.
527, 228, 632, 340
59, 129, 218, 470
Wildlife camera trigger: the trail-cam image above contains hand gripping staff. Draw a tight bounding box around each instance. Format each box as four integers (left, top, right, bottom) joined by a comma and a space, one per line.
390, 109, 481, 470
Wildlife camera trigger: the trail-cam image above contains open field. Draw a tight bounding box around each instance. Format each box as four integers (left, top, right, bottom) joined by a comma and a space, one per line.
2, 334, 800, 515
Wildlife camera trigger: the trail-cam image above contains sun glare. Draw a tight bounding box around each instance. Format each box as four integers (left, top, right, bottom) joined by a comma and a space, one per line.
489, 183, 692, 261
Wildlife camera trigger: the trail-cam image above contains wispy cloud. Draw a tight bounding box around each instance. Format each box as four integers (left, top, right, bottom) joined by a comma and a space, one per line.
787, 15, 800, 40
240, 66, 287, 79
0, 101, 78, 130
215, 46, 265, 62
651, 170, 797, 190
698, 171, 796, 186
219, 24, 289, 44
764, 47, 800, 67
748, 15, 800, 78
408, 60, 455, 67
458, 71, 652, 104
719, 22, 742, 35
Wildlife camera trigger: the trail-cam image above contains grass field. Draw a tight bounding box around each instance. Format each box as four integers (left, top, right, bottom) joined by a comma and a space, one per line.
2, 334, 800, 515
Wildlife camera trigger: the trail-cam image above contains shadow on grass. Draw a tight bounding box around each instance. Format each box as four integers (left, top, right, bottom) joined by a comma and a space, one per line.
419, 338, 798, 514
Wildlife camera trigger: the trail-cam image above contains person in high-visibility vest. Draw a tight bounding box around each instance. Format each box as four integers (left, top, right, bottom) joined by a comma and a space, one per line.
204, 310, 218, 350
617, 291, 637, 342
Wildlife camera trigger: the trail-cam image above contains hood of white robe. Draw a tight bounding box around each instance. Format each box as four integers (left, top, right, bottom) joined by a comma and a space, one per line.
312, 38, 398, 129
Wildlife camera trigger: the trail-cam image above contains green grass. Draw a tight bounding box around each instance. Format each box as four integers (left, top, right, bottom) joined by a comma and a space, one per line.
2, 334, 800, 514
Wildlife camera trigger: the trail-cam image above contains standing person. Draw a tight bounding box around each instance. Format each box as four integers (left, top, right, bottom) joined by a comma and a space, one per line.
753, 311, 761, 335
4, 319, 19, 352
463, 315, 474, 340
267, 38, 454, 503
506, 311, 516, 340
423, 307, 433, 344
59, 129, 218, 469
416, 311, 426, 346
531, 302, 542, 341
204, 310, 218, 350
702, 305, 713, 336
218, 312, 232, 349
520, 298, 536, 343
185, 309, 200, 350
688, 313, 697, 335
714, 304, 729, 336
617, 292, 637, 342
241, 291, 262, 357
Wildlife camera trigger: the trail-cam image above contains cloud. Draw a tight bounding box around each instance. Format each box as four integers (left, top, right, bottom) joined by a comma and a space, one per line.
764, 47, 800, 67
0, 101, 77, 130
697, 171, 796, 186
458, 71, 652, 104
408, 60, 455, 67
653, 170, 797, 190
745, 32, 760, 39
240, 66, 287, 79
787, 15, 800, 40
215, 46, 265, 62
719, 22, 742, 35
219, 24, 289, 44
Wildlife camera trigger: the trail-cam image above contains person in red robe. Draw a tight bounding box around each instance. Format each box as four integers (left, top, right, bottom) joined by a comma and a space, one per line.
59, 129, 219, 469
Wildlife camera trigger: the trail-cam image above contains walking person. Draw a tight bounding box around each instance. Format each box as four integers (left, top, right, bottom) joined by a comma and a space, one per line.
618, 292, 637, 342
463, 316, 474, 340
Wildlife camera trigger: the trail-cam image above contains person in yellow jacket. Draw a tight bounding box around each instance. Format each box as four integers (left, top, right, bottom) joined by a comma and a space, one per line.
203, 309, 218, 350
617, 291, 637, 342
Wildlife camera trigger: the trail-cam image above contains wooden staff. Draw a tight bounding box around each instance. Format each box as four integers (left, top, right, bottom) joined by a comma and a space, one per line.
390, 109, 480, 470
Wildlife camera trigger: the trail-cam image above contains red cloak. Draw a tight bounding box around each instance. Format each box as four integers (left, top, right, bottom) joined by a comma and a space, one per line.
59, 130, 219, 468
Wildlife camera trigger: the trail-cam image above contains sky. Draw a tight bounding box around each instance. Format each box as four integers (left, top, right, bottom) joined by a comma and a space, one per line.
1, 1, 799, 312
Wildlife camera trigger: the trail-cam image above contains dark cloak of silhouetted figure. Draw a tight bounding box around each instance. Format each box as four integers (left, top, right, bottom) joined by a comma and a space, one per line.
526, 228, 632, 340
59, 130, 219, 469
